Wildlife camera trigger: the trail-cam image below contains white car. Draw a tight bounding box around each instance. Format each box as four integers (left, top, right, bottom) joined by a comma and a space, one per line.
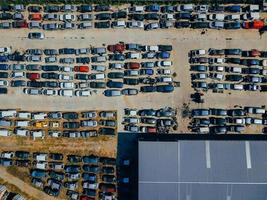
145, 45, 159, 52
126, 52, 142, 59
59, 74, 74, 80
0, 47, 11, 55
112, 20, 126, 28
43, 89, 57, 96
1, 152, 14, 159
127, 21, 144, 29
61, 66, 73, 72
75, 90, 92, 97
0, 80, 8, 86
59, 14, 76, 21
129, 6, 144, 13
191, 49, 206, 56
60, 82, 74, 89
156, 76, 173, 83
58, 89, 74, 97
11, 71, 25, 78
208, 14, 224, 21
145, 22, 160, 30
157, 69, 172, 75
156, 61, 173, 67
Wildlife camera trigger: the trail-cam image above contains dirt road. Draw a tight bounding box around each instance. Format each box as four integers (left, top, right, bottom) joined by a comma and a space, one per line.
0, 166, 58, 200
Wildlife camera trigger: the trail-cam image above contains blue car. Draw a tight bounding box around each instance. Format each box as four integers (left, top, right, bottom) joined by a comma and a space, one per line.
157, 51, 170, 59
0, 56, 8, 62
146, 4, 160, 12
140, 68, 154, 75
31, 169, 47, 178
224, 21, 241, 30
192, 109, 210, 117
225, 5, 241, 12
64, 165, 81, 173
0, 158, 12, 166
156, 85, 174, 93
82, 155, 99, 164
0, 64, 9, 70
82, 173, 97, 182
107, 80, 123, 88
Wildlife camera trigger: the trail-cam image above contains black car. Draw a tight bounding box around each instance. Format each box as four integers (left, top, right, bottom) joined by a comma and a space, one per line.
94, 5, 110, 12
225, 74, 243, 82
0, 13, 12, 20
75, 74, 89, 80
0, 5, 12, 11
158, 45, 172, 52
49, 153, 63, 161
28, 5, 42, 12
140, 86, 156, 93
41, 72, 59, 79
102, 166, 115, 174
225, 57, 241, 64
63, 122, 80, 129
0, 88, 7, 94
123, 78, 139, 85
76, 57, 90, 64
8, 53, 25, 61
42, 65, 59, 72
26, 64, 41, 71
27, 81, 44, 88
62, 112, 79, 120
79, 5, 93, 12
44, 186, 60, 197
191, 22, 209, 29
128, 14, 144, 21
95, 21, 110, 28
144, 13, 160, 20
44, 49, 58, 55
43, 81, 59, 88
67, 155, 82, 163
107, 80, 123, 88
95, 13, 111, 20
44, 5, 60, 12
108, 72, 124, 79
15, 151, 29, 159
59, 48, 75, 55
11, 80, 26, 87
98, 128, 115, 135
111, 11, 127, 19
0, 72, 8, 78
224, 48, 242, 56
15, 159, 30, 167
174, 21, 190, 28
89, 82, 106, 88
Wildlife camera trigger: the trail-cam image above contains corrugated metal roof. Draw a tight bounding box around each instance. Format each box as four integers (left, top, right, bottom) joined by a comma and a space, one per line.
139, 140, 267, 200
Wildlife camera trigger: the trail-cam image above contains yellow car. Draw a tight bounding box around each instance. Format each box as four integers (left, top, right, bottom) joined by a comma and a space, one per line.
34, 121, 48, 128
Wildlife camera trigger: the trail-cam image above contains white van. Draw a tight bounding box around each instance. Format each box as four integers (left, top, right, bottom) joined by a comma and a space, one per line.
232, 84, 244, 90
0, 110, 16, 118
92, 65, 106, 72
31, 131, 44, 139
15, 129, 29, 137
145, 45, 159, 52
1, 152, 14, 159
15, 120, 29, 127
90, 73, 105, 80
35, 162, 48, 170
198, 127, 209, 134
156, 61, 173, 67
0, 129, 11, 137
32, 113, 47, 120
35, 154, 47, 161
17, 112, 31, 119
58, 89, 74, 97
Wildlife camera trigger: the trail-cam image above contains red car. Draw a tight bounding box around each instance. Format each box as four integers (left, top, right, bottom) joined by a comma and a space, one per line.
29, 13, 42, 21
124, 62, 140, 69
243, 20, 264, 29
12, 20, 28, 28
26, 73, 40, 80
250, 49, 261, 57
99, 183, 116, 193
74, 66, 89, 73
80, 196, 94, 200
107, 43, 125, 53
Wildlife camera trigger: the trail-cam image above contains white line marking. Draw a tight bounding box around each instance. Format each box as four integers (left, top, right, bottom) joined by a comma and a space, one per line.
227, 196, 231, 200
205, 141, 211, 169
139, 181, 267, 185
245, 141, 252, 169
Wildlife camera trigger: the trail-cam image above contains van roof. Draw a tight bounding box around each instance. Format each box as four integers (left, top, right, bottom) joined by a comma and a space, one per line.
0, 129, 9, 136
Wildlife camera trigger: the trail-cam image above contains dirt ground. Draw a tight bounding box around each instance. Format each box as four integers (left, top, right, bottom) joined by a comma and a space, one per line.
0, 27, 267, 199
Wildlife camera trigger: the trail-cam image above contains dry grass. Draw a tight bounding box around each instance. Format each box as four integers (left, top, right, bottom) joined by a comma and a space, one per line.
6, 166, 31, 183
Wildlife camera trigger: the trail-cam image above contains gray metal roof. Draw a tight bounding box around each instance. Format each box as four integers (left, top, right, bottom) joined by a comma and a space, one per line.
138, 140, 267, 200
